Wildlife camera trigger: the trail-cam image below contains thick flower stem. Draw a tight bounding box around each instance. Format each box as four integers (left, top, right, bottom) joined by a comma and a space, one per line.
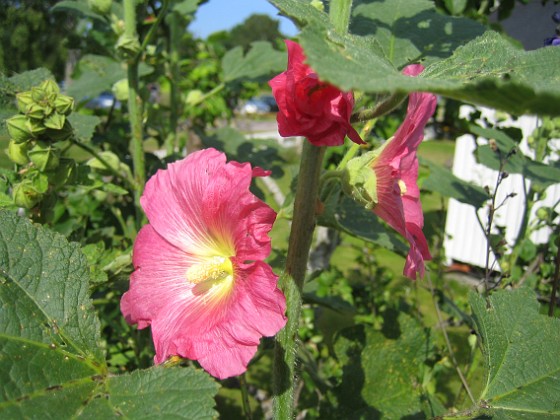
329, 0, 353, 34
273, 142, 326, 418
123, 0, 146, 229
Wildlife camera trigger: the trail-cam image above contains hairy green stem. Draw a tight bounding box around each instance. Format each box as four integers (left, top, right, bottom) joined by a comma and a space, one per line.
239, 374, 253, 420
273, 142, 326, 418
166, 9, 181, 155
329, 0, 353, 34
123, 0, 146, 228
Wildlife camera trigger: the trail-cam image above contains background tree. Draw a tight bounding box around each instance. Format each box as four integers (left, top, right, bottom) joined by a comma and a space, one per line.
225, 13, 284, 51
0, 0, 76, 79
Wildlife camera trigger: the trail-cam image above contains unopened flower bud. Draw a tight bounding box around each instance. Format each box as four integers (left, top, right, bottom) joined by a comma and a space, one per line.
50, 158, 76, 188
116, 34, 141, 60
536, 207, 551, 221
6, 115, 35, 143
341, 150, 379, 209
13, 180, 44, 208
88, 0, 112, 15
54, 94, 74, 115
46, 120, 74, 142
25, 103, 47, 120
16, 91, 34, 114
43, 113, 66, 130
112, 79, 129, 102
7, 140, 31, 165
40, 79, 60, 96
28, 142, 60, 171
185, 90, 204, 106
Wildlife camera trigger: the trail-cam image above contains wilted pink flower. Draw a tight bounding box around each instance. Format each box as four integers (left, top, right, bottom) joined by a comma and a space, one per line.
371, 64, 437, 279
120, 148, 286, 379
269, 40, 364, 147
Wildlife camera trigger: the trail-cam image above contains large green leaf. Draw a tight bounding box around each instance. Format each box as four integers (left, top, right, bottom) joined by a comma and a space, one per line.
0, 210, 218, 417
222, 41, 287, 84
471, 124, 560, 188
318, 182, 408, 255
470, 288, 560, 418
68, 55, 152, 103
269, 0, 560, 116
420, 157, 488, 208
325, 312, 442, 418
350, 0, 486, 68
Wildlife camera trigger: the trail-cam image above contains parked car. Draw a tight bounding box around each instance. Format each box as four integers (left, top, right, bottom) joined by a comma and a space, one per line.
238, 95, 278, 115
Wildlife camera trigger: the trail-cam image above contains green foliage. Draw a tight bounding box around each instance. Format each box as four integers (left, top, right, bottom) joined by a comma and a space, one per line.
223, 13, 284, 51
0, 210, 219, 418
420, 157, 488, 207
470, 288, 560, 417
351, 0, 486, 68
222, 41, 287, 84
270, 0, 560, 116
324, 312, 444, 418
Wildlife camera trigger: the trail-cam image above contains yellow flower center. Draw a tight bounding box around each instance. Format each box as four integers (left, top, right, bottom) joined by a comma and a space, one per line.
186, 256, 233, 285
398, 179, 407, 196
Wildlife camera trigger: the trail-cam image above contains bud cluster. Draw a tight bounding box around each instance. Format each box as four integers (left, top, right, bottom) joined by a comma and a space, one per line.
5, 80, 77, 209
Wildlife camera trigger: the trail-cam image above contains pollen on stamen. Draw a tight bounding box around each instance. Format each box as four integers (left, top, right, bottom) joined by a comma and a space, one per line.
186, 256, 233, 284
398, 179, 407, 196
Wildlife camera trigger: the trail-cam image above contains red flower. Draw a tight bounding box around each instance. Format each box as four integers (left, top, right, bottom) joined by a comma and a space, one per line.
269, 40, 364, 147
371, 64, 437, 279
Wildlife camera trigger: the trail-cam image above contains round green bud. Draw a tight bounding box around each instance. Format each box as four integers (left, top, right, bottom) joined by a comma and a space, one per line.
13, 180, 43, 209
536, 207, 550, 221
7, 140, 31, 165
6, 115, 34, 143
112, 79, 129, 102
28, 142, 60, 172
88, 0, 112, 15
54, 94, 74, 115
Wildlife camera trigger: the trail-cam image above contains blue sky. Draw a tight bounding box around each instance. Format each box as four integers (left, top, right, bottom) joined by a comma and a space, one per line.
189, 0, 298, 39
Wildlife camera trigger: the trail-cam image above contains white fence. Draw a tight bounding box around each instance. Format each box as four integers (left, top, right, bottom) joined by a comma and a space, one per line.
443, 107, 560, 269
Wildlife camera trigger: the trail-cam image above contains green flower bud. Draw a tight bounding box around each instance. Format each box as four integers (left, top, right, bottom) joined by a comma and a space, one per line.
7, 140, 31, 165
310, 0, 325, 11
54, 94, 74, 115
6, 115, 34, 143
116, 34, 141, 60
49, 158, 76, 188
40, 79, 60, 96
28, 142, 60, 172
46, 120, 74, 142
25, 102, 47, 120
87, 151, 120, 175
536, 207, 551, 221
185, 90, 204, 106
26, 117, 47, 137
43, 113, 66, 130
16, 91, 34, 114
112, 78, 129, 102
13, 180, 44, 208
341, 150, 379, 209
88, 0, 112, 15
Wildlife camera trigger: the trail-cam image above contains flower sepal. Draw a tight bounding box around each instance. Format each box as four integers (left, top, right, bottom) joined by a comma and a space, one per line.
341, 149, 381, 210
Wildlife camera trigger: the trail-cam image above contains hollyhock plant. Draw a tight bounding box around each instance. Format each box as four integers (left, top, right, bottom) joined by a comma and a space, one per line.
120, 148, 286, 379
269, 39, 365, 147
344, 64, 437, 280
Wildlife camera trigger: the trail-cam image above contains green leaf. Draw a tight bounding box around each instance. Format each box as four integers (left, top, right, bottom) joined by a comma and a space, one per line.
326, 312, 441, 418
0, 210, 219, 417
172, 0, 200, 15
470, 288, 560, 418
68, 113, 101, 143
472, 124, 560, 187
318, 183, 408, 255
8, 68, 55, 93
351, 0, 485, 68
69, 55, 152, 103
270, 0, 560, 116
420, 157, 488, 207
222, 41, 287, 83
51, 0, 106, 21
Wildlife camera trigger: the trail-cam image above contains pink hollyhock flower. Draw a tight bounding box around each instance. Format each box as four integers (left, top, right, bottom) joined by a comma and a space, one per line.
371, 64, 437, 279
269, 39, 364, 147
120, 148, 286, 379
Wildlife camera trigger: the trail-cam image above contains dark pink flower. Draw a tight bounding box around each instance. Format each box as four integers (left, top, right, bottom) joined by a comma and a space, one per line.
269, 40, 364, 147
371, 64, 437, 279
120, 148, 286, 379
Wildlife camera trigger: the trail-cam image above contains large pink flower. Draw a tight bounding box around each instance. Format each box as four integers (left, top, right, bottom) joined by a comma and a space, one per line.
120, 148, 286, 379
371, 64, 437, 279
269, 40, 364, 147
